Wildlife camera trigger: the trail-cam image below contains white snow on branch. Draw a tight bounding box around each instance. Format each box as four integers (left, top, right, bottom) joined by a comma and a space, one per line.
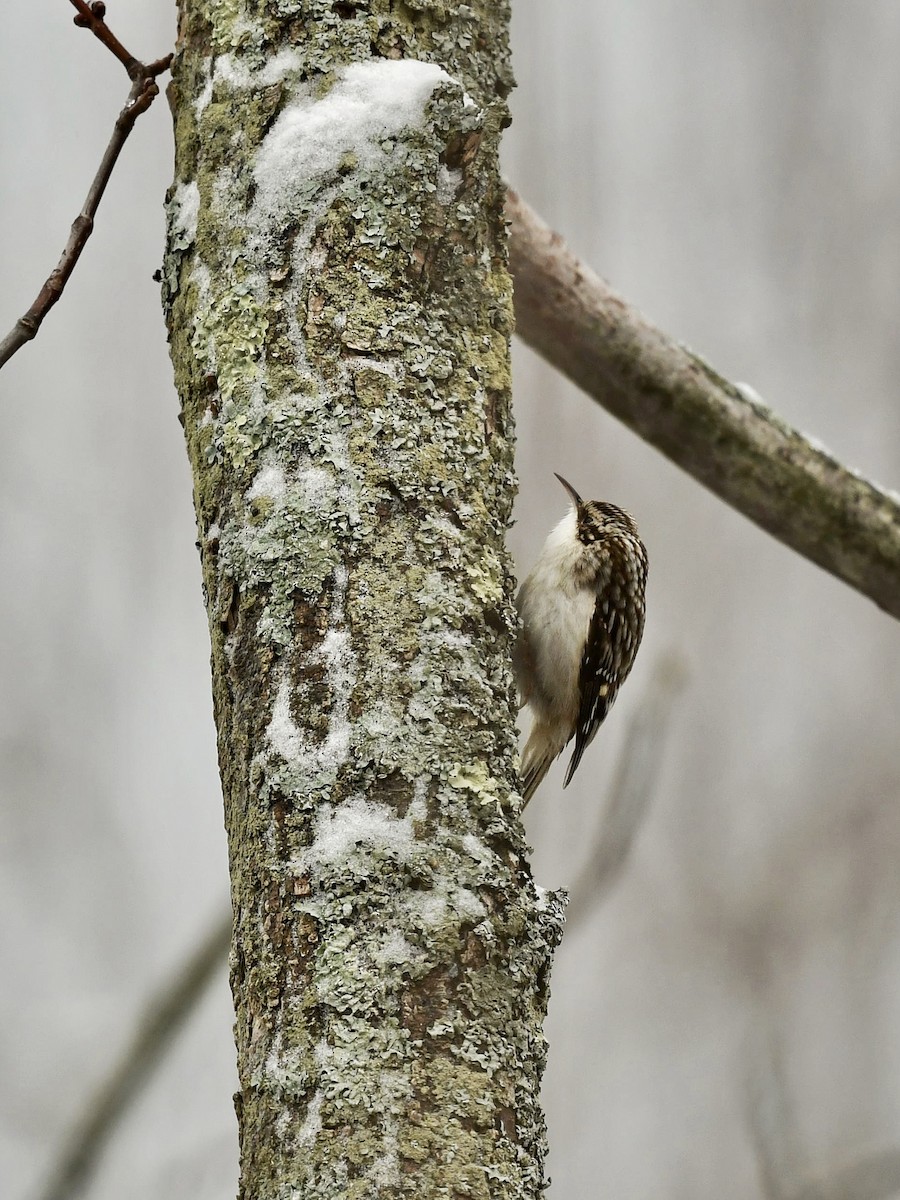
297, 461, 337, 512
436, 163, 462, 204
376, 930, 420, 966
294, 795, 416, 873
171, 180, 200, 244
407, 882, 487, 928
462, 832, 493, 864
189, 262, 215, 369
253, 59, 452, 217
297, 1089, 323, 1145
245, 456, 338, 513
193, 58, 214, 119
194, 49, 306, 119
247, 459, 287, 501
216, 47, 305, 92
289, 779, 429, 877
369, 1111, 400, 1187
266, 565, 355, 778
267, 636, 352, 772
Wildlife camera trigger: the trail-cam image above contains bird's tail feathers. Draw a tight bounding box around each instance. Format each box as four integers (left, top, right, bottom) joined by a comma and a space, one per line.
520, 720, 566, 808
563, 738, 588, 788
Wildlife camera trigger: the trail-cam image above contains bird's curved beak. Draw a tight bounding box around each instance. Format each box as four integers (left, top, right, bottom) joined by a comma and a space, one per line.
554, 473, 583, 508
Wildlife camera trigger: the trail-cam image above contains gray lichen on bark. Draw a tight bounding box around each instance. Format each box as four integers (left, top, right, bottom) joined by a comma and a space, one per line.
163, 2, 564, 1197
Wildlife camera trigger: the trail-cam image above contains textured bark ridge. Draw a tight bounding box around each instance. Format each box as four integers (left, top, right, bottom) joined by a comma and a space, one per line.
163, 3, 563, 1197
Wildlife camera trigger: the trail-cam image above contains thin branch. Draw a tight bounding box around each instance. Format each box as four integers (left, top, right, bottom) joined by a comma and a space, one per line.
507, 189, 900, 623
0, 5, 172, 371
33, 915, 232, 1200
68, 0, 141, 78
564, 654, 686, 930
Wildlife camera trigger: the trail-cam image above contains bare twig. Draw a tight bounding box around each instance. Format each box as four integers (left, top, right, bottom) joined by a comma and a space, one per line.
69, 0, 142, 78
0, 4, 172, 370
34, 915, 231, 1200
564, 654, 686, 930
507, 189, 900, 623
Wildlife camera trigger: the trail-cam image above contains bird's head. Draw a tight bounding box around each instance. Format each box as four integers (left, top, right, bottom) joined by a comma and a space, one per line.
554, 473, 639, 544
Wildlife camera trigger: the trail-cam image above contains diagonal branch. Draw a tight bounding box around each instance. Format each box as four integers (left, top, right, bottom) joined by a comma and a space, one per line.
507, 189, 900, 622
0, 4, 172, 371
33, 915, 231, 1200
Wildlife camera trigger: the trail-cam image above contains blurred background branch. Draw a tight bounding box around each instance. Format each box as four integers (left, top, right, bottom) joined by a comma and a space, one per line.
33, 916, 230, 1200
565, 654, 687, 930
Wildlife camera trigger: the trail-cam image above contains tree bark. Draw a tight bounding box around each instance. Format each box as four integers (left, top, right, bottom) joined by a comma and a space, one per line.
163, 4, 563, 1198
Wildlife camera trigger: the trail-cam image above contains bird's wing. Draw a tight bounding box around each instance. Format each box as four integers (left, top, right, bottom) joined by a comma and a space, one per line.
563, 597, 619, 787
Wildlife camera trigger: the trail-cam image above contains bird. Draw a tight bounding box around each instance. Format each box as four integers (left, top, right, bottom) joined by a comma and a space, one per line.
514, 474, 648, 805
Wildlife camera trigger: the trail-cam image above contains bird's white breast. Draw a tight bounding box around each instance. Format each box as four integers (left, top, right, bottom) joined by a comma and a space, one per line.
516, 509, 595, 725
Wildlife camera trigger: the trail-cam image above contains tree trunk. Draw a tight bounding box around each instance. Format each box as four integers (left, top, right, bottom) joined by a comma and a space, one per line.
162, 3, 563, 1196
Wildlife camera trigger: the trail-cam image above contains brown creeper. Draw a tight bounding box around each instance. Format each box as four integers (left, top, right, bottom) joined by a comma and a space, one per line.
514, 474, 648, 805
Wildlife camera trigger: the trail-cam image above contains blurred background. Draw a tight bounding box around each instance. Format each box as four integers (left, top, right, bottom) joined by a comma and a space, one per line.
2, 3, 900, 1198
